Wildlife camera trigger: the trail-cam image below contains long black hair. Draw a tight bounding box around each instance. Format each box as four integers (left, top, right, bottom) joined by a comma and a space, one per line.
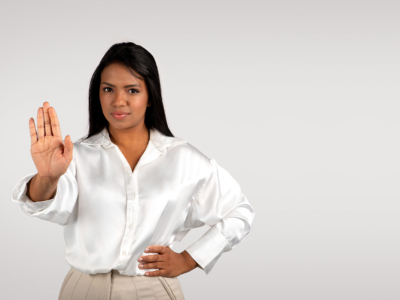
83, 42, 174, 139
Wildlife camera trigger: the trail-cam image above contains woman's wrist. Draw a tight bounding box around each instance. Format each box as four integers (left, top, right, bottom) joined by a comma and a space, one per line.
180, 250, 199, 271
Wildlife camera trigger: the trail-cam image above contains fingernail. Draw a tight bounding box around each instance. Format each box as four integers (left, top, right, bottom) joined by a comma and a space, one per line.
139, 258, 143, 261
145, 248, 149, 252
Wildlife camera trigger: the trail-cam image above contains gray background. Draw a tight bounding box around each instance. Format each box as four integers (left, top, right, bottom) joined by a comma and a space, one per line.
1, 0, 399, 299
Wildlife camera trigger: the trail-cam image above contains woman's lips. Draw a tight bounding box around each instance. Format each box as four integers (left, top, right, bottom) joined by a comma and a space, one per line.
112, 113, 130, 120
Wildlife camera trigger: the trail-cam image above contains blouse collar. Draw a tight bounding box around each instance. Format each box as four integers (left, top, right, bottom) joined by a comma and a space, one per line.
79, 127, 187, 153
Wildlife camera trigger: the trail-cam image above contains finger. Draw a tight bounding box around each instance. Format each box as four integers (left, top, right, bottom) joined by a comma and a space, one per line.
139, 262, 165, 270
64, 135, 73, 162
146, 246, 168, 254
29, 118, 38, 146
37, 107, 45, 140
43, 102, 52, 136
144, 270, 164, 277
139, 254, 162, 263
49, 107, 61, 138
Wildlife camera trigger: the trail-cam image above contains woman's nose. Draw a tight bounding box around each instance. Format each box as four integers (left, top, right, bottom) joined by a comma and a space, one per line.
113, 91, 127, 105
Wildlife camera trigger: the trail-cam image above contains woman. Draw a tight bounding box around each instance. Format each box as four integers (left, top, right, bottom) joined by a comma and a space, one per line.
11, 42, 256, 300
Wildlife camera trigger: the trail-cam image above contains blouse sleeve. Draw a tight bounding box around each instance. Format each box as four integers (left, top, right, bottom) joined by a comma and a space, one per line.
184, 158, 256, 275
10, 147, 79, 226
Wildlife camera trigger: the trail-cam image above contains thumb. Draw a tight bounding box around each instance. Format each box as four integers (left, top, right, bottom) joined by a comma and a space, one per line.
64, 135, 73, 162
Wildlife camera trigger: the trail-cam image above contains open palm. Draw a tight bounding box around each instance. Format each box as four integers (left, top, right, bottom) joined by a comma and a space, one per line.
30, 102, 73, 180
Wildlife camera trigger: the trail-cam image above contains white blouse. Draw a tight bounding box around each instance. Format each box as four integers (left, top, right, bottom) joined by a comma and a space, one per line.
11, 127, 255, 276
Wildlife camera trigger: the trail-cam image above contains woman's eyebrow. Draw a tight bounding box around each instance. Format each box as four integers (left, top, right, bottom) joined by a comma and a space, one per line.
101, 82, 141, 88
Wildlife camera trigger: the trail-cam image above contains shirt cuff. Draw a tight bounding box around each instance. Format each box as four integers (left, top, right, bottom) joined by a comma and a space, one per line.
11, 173, 56, 215
185, 226, 232, 275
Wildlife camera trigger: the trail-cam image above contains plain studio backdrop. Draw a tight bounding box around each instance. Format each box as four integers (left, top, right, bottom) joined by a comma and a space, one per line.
1, 0, 399, 299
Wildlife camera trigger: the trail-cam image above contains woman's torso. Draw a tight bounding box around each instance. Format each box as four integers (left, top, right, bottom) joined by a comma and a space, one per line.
63, 127, 210, 276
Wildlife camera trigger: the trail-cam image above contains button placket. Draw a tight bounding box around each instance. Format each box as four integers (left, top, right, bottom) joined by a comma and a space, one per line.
127, 174, 135, 232
133, 172, 139, 239
113, 146, 135, 267
121, 173, 135, 266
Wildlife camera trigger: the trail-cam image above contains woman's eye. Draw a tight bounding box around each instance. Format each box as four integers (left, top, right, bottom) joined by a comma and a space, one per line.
102, 87, 138, 93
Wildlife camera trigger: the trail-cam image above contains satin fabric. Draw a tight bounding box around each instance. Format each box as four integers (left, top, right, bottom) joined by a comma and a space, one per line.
11, 127, 255, 275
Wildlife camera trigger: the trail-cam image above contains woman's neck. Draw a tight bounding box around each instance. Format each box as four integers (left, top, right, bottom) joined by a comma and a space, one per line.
108, 124, 149, 151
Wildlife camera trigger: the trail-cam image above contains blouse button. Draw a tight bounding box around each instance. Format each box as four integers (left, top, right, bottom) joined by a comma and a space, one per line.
122, 251, 126, 255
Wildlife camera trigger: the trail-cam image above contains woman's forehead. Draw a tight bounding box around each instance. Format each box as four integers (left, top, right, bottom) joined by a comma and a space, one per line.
101, 63, 144, 85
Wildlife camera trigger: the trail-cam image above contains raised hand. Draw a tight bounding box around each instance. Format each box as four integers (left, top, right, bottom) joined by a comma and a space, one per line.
29, 102, 73, 181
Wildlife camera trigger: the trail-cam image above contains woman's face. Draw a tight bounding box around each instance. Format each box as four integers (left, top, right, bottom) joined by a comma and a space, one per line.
99, 62, 150, 131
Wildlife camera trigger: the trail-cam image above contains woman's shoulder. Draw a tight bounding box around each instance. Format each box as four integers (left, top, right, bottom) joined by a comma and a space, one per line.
155, 130, 212, 164
167, 139, 213, 168
70, 134, 102, 160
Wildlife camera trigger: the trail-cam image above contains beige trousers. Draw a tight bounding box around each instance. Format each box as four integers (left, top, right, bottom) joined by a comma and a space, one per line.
58, 267, 186, 300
